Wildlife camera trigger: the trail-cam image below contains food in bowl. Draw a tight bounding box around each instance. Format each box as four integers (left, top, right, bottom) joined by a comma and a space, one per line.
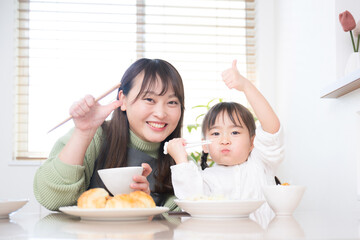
262, 185, 306, 215
77, 188, 155, 209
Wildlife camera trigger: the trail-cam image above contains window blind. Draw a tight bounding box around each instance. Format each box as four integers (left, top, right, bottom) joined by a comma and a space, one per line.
15, 0, 256, 160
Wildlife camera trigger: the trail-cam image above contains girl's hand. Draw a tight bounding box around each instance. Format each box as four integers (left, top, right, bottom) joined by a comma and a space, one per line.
69, 95, 122, 132
166, 138, 188, 164
131, 163, 152, 195
221, 59, 249, 92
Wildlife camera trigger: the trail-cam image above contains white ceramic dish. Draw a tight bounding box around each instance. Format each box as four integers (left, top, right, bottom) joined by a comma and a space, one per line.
174, 199, 265, 218
263, 185, 306, 215
0, 199, 28, 219
98, 166, 143, 195
59, 206, 169, 221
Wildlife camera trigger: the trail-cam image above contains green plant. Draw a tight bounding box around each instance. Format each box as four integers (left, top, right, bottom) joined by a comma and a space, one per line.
187, 98, 223, 133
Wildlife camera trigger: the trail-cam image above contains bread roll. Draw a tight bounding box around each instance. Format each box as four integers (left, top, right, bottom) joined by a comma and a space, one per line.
77, 189, 155, 209
77, 188, 109, 209
105, 191, 156, 209
129, 191, 156, 208
105, 193, 146, 208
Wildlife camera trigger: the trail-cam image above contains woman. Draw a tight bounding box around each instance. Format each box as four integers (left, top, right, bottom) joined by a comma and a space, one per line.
34, 58, 185, 211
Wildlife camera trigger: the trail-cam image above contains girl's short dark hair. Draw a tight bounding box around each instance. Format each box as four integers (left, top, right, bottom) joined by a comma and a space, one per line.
97, 58, 185, 194
200, 102, 256, 170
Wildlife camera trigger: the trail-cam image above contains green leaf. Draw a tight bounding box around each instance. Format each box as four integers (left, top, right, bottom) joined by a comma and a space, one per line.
190, 152, 201, 161
195, 114, 205, 123
192, 104, 208, 109
187, 124, 200, 133
206, 98, 218, 107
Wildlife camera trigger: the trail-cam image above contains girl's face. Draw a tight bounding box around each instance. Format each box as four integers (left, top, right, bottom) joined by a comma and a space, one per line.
202, 112, 255, 166
119, 72, 182, 143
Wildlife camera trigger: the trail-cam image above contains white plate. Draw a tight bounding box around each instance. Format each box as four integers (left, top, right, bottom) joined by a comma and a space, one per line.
59, 206, 169, 221
174, 199, 265, 218
0, 199, 28, 219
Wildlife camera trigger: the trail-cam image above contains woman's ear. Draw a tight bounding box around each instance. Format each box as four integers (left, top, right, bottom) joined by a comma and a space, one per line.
118, 90, 127, 111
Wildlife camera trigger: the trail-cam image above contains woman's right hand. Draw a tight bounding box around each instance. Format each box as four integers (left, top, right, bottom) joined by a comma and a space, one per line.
70, 95, 122, 132
59, 95, 122, 165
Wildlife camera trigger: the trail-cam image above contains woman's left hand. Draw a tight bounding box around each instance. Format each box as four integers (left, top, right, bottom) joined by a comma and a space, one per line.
131, 163, 152, 195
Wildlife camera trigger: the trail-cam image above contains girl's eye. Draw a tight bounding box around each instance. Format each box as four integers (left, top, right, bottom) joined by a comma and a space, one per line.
232, 131, 240, 135
210, 132, 220, 136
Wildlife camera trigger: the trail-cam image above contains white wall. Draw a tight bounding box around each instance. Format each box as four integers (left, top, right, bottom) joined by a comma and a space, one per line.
0, 0, 43, 214
1, 0, 360, 214
257, 0, 360, 212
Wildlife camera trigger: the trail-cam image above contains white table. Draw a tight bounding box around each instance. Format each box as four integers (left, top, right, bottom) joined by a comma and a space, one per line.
1, 210, 360, 239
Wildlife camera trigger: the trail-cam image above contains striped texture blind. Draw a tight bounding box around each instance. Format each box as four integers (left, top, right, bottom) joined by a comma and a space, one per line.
15, 0, 256, 160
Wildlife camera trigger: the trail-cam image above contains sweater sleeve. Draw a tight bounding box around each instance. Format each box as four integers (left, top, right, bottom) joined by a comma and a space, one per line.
163, 195, 181, 211
251, 125, 285, 175
33, 127, 103, 211
170, 161, 205, 199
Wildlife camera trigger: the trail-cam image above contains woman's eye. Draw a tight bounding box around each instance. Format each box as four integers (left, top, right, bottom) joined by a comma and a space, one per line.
144, 98, 154, 103
168, 100, 179, 105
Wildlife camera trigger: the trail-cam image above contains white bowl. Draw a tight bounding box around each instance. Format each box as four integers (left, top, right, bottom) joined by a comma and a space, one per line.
0, 199, 28, 218
262, 185, 306, 216
98, 166, 143, 195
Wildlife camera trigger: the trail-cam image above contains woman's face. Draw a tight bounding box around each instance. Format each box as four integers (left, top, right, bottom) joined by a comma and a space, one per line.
119, 72, 182, 143
202, 112, 255, 166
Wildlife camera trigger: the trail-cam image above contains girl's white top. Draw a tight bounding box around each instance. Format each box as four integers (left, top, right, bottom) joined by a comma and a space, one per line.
170, 125, 284, 200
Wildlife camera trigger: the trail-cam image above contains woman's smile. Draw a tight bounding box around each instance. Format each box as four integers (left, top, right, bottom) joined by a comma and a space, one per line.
147, 121, 168, 130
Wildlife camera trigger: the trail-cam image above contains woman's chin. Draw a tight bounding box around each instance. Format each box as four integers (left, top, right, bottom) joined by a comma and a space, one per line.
143, 134, 167, 143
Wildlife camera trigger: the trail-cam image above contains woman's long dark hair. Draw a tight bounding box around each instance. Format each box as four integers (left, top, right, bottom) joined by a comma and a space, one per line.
200, 102, 256, 170
96, 58, 185, 194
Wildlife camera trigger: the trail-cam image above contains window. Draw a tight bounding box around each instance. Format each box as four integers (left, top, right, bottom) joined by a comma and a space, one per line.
15, 0, 256, 160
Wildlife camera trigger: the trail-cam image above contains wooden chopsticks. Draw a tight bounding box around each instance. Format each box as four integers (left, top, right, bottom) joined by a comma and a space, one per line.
47, 82, 121, 133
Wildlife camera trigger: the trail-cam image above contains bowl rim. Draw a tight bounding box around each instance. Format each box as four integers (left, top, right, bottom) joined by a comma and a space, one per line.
98, 166, 143, 174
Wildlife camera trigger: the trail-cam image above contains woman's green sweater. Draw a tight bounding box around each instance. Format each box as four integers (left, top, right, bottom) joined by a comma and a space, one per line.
33, 127, 178, 211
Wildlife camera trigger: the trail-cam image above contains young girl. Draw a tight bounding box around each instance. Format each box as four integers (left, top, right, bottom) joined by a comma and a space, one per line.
166, 60, 284, 202
34, 58, 185, 211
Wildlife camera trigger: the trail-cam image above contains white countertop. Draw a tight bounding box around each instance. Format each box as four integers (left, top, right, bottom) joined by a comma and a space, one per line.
1, 209, 360, 239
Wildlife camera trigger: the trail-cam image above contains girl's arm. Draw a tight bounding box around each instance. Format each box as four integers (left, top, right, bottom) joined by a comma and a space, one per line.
222, 60, 280, 134
59, 95, 122, 165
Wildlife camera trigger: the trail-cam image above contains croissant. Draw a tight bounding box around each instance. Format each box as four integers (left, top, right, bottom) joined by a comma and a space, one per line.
77, 188, 110, 209
129, 191, 156, 208
106, 191, 156, 208
77, 188, 156, 209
